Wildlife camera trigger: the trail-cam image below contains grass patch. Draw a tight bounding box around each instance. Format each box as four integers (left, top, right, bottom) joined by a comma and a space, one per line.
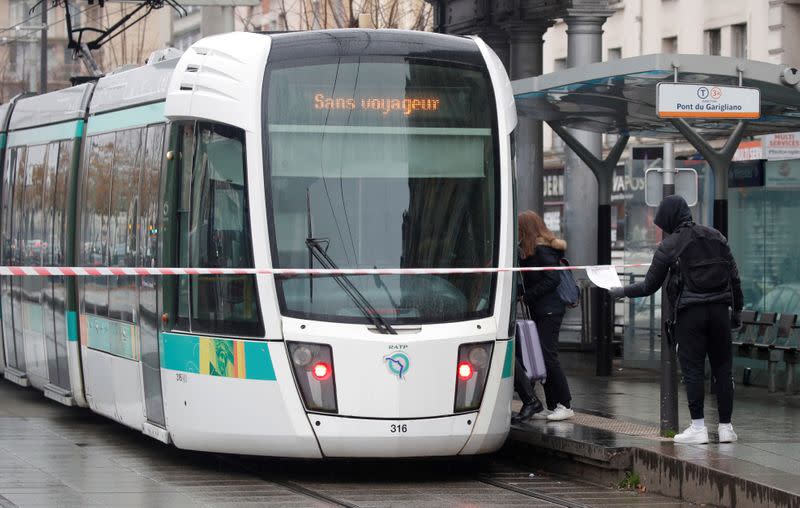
618, 470, 641, 490
663, 429, 676, 438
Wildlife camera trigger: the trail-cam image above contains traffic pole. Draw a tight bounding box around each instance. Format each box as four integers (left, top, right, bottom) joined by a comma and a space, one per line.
40, 0, 47, 94
659, 142, 679, 436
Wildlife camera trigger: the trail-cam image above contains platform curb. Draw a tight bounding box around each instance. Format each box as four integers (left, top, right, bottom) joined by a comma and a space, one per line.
508, 424, 800, 508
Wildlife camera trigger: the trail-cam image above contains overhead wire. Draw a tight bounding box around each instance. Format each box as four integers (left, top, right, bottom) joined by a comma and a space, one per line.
0, 4, 114, 46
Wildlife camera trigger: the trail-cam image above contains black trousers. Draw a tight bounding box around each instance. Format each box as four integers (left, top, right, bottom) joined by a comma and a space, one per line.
513, 356, 537, 405
536, 313, 571, 410
675, 303, 734, 423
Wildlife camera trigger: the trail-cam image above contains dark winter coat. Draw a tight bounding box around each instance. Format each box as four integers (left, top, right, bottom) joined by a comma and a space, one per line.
622, 195, 744, 312
521, 238, 568, 317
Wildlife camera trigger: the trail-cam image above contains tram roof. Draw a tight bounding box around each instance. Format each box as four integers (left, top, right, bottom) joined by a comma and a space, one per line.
90, 49, 182, 116
512, 53, 800, 139
9, 85, 93, 132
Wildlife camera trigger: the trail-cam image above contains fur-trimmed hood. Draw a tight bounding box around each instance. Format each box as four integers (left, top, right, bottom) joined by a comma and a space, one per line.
536, 237, 567, 252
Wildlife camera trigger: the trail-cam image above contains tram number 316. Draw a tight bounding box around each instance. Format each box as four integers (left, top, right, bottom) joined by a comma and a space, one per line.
390, 424, 408, 434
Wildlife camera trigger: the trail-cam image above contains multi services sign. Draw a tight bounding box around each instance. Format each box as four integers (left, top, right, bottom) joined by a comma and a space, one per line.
656, 83, 760, 119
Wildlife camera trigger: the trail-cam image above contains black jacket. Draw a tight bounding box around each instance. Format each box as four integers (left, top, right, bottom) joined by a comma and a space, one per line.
521, 238, 568, 317
623, 195, 743, 312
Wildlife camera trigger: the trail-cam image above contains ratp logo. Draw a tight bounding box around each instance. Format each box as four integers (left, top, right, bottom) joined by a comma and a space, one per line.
384, 351, 410, 379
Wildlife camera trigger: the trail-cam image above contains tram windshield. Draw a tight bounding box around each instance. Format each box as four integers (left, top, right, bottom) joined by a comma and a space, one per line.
265, 58, 498, 325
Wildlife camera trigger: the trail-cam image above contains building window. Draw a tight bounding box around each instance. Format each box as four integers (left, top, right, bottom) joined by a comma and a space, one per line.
607, 47, 622, 61
732, 23, 747, 58
705, 28, 721, 56
662, 36, 678, 54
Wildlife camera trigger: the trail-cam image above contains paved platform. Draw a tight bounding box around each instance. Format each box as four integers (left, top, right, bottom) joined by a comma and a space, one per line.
509, 352, 800, 508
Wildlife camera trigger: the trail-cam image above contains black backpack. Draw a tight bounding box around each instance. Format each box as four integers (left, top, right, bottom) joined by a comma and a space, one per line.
667, 226, 732, 303
556, 257, 581, 308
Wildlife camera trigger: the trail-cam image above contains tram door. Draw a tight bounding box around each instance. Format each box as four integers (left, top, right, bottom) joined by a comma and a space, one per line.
18, 145, 50, 382
139, 124, 166, 427
41, 142, 71, 391
0, 147, 23, 374
6, 146, 28, 375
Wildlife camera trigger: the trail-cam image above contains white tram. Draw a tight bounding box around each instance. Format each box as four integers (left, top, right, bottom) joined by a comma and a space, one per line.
0, 29, 518, 457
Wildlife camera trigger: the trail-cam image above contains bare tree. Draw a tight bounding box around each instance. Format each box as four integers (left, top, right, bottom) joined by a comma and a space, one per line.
272, 0, 432, 32
100, 4, 156, 69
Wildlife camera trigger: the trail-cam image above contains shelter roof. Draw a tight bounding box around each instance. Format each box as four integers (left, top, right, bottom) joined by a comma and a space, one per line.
512, 53, 800, 138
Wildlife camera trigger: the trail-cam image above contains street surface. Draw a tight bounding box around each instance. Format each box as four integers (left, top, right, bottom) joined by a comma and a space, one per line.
0, 380, 693, 507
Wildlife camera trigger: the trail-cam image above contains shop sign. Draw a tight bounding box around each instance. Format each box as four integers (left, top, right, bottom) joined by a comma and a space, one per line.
544, 211, 561, 232
762, 132, 800, 161
728, 160, 764, 187
657, 83, 760, 119
765, 159, 800, 188
733, 140, 764, 161
543, 173, 564, 199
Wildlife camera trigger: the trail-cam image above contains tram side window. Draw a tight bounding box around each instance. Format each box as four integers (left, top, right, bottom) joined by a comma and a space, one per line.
138, 124, 164, 269
175, 122, 263, 337
10, 148, 27, 266
53, 140, 74, 267
23, 145, 48, 267
107, 128, 143, 322
80, 133, 114, 316
42, 142, 61, 267
1, 148, 22, 266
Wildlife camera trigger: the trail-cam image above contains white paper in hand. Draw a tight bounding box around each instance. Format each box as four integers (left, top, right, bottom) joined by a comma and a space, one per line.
585, 265, 622, 289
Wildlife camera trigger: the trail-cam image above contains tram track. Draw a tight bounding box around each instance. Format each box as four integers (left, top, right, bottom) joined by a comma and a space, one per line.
476, 474, 590, 508
219, 452, 590, 507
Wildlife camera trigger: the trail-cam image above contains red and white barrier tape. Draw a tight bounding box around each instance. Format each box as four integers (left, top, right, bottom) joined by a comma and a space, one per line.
0, 264, 650, 277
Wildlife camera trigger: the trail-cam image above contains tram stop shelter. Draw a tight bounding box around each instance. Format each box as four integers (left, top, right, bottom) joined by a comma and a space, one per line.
511, 53, 800, 432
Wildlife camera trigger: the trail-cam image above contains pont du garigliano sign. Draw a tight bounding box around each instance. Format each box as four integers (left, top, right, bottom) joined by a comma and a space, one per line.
656, 83, 760, 119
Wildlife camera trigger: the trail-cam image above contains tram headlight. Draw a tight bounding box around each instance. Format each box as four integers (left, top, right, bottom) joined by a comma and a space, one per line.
292, 345, 314, 367
454, 342, 494, 413
286, 341, 338, 413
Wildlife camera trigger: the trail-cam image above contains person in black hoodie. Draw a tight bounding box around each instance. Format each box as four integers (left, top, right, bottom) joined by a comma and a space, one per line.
514, 210, 574, 422
608, 195, 743, 444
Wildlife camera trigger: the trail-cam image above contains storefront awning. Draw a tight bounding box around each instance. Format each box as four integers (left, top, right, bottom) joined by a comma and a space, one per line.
512, 53, 800, 139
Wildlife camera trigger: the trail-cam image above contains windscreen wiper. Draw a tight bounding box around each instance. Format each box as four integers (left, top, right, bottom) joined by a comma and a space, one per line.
306, 238, 397, 335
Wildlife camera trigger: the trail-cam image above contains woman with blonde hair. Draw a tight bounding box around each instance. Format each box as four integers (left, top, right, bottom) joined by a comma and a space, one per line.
515, 210, 574, 421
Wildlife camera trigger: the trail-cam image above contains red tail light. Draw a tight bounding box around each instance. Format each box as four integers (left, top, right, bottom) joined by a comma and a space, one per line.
312, 362, 332, 381
454, 342, 494, 412
287, 342, 338, 413
457, 361, 474, 381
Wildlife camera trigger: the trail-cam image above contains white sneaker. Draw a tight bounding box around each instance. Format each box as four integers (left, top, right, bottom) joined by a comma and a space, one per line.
718, 424, 738, 443
546, 403, 575, 421
673, 425, 709, 444
531, 409, 551, 420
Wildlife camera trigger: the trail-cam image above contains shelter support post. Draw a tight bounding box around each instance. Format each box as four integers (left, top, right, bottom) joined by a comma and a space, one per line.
549, 123, 629, 376
669, 119, 748, 238
659, 142, 679, 436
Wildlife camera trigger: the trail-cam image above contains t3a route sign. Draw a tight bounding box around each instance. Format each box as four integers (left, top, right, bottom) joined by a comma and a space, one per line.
657, 83, 760, 119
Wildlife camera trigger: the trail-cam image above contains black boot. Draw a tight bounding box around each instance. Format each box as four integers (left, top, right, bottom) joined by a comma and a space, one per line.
513, 396, 544, 423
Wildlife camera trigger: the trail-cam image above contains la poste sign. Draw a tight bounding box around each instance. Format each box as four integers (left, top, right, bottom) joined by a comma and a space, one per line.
656, 83, 760, 119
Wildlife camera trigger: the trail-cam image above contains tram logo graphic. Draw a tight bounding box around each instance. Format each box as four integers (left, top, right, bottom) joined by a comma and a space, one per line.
384, 351, 411, 379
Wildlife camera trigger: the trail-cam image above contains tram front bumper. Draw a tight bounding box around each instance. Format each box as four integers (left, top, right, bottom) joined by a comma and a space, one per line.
310, 412, 478, 457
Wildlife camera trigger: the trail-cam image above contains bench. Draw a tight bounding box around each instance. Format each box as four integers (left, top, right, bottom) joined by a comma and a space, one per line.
732, 311, 800, 393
